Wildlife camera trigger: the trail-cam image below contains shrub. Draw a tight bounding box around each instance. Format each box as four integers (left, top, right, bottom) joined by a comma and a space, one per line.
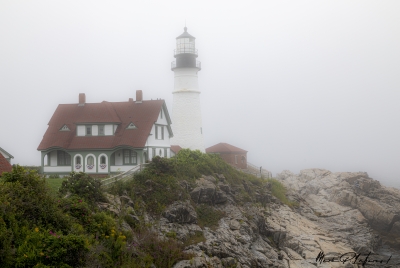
60, 172, 107, 206
196, 204, 225, 229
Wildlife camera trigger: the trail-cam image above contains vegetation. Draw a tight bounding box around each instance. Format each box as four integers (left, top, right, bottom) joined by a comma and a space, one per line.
0, 166, 191, 267
0, 150, 297, 267
266, 178, 299, 208
196, 204, 226, 229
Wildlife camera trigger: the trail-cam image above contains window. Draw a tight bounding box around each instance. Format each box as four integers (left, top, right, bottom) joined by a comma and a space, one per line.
99, 125, 105, 135
155, 125, 164, 140
123, 150, 137, 165
160, 109, 163, 119
87, 156, 94, 165
60, 125, 70, 131
159, 149, 162, 156
86, 125, 92, 135
241, 156, 246, 164
76, 156, 81, 165
57, 151, 71, 166
100, 156, 106, 165
235, 155, 238, 164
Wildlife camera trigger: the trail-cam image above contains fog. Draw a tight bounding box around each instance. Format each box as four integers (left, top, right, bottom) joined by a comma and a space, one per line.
1, 1, 399, 188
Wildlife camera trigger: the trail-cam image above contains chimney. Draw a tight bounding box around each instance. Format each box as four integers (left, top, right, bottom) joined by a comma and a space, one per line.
78, 93, 86, 106
136, 90, 143, 103
129, 98, 133, 102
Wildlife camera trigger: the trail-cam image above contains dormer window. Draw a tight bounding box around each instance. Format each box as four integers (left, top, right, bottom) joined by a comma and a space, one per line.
126, 122, 137, 129
86, 125, 92, 135
60, 125, 70, 131
99, 125, 105, 135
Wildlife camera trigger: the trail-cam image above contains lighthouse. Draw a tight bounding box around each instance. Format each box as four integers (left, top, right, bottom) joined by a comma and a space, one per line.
170, 27, 205, 152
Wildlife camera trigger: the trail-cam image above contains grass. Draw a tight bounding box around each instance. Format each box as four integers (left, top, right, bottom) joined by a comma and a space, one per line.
196, 204, 226, 230
46, 177, 66, 192
266, 178, 299, 208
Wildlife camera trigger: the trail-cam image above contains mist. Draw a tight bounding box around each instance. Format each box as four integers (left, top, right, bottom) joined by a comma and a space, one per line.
1, 0, 399, 188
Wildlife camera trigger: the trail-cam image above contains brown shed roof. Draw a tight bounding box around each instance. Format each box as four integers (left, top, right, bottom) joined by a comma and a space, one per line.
38, 99, 170, 151
170, 145, 182, 154
206, 143, 247, 153
0, 153, 12, 176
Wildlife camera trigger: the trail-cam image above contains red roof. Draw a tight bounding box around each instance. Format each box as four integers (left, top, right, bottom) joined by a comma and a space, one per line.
38, 99, 170, 151
206, 143, 247, 153
170, 145, 182, 154
0, 153, 12, 176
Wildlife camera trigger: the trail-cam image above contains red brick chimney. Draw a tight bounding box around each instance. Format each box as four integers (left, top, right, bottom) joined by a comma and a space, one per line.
78, 93, 86, 106
136, 90, 143, 103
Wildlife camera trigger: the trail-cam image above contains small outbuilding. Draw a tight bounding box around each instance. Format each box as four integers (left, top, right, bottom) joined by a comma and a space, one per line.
0, 147, 13, 176
206, 143, 247, 169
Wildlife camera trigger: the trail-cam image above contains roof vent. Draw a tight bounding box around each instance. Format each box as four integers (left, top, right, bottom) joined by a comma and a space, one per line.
136, 90, 142, 103
78, 93, 86, 106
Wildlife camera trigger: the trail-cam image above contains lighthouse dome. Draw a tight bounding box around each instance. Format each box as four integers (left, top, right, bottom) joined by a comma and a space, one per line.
176, 27, 196, 39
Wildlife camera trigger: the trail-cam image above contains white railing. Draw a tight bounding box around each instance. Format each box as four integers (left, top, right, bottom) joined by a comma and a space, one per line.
101, 164, 147, 187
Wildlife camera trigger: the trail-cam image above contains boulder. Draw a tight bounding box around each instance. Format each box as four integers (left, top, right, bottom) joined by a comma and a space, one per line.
162, 201, 197, 224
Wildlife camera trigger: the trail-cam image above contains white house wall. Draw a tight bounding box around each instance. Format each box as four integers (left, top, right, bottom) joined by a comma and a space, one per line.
44, 166, 71, 173
147, 124, 171, 147
114, 149, 123, 165
50, 151, 57, 166
156, 108, 168, 125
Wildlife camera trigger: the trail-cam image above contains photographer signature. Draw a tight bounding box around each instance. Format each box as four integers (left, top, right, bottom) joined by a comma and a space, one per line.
316, 251, 399, 267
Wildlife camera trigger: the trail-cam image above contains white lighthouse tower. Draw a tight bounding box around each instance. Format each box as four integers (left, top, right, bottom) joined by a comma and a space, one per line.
171, 27, 205, 152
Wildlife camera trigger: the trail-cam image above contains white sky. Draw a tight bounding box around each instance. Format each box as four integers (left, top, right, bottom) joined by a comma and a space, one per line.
1, 1, 399, 188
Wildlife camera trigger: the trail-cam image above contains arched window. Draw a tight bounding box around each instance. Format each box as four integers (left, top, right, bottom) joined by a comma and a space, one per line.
76, 156, 81, 164
87, 156, 94, 165
100, 156, 106, 165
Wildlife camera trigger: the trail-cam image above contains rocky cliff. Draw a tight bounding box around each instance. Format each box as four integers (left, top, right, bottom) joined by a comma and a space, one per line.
104, 169, 400, 267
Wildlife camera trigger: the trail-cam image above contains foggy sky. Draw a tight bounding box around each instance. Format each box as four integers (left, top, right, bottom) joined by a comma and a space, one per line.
1, 1, 399, 188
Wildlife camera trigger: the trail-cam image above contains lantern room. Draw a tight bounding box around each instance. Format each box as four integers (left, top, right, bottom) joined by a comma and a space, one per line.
171, 27, 201, 70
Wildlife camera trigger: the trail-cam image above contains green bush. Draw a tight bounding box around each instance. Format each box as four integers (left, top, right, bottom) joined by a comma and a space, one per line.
196, 204, 225, 229
60, 172, 107, 206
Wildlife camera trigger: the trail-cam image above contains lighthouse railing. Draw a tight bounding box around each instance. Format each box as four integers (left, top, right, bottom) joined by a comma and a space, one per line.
174, 48, 198, 56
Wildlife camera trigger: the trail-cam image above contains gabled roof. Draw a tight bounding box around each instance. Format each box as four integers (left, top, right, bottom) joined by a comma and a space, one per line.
206, 143, 247, 154
170, 145, 182, 154
0, 153, 12, 176
0, 147, 14, 159
38, 99, 172, 151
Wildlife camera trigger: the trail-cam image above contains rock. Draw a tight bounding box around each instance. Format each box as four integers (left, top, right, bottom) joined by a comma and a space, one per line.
162, 201, 197, 224
120, 221, 131, 232
120, 195, 135, 208
203, 175, 216, 183
190, 178, 228, 205
229, 219, 240, 230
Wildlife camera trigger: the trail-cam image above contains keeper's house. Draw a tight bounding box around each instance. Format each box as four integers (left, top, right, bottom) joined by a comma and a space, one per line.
37, 91, 173, 176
